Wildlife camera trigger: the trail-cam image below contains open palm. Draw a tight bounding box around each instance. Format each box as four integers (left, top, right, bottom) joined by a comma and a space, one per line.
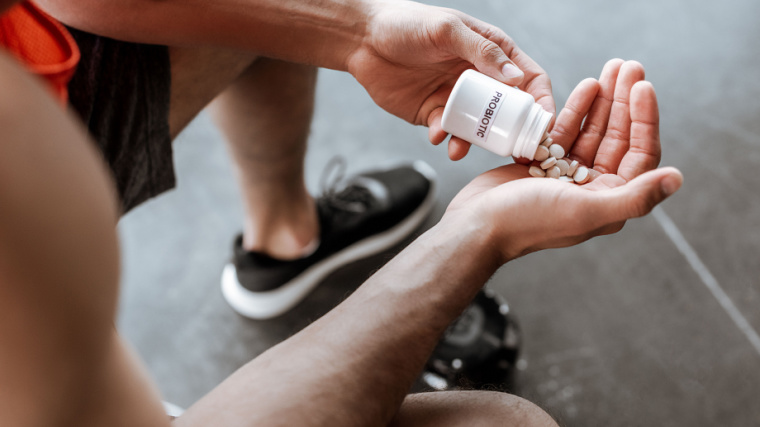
445, 60, 681, 262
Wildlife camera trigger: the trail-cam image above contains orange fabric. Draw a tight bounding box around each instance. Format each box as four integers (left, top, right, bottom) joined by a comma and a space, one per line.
0, 1, 80, 103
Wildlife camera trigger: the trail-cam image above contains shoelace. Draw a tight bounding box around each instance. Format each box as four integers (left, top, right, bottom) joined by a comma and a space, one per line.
319, 156, 373, 214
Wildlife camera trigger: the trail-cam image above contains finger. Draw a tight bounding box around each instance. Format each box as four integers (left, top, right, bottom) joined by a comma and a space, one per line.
448, 137, 471, 161
418, 84, 454, 129
450, 10, 555, 115
513, 156, 532, 165
496, 38, 554, 116
552, 78, 599, 155
593, 60, 646, 174
591, 167, 682, 226
444, 18, 524, 86
427, 107, 448, 145
514, 52, 555, 117
569, 58, 624, 166
587, 168, 604, 182
617, 81, 661, 181
596, 220, 626, 237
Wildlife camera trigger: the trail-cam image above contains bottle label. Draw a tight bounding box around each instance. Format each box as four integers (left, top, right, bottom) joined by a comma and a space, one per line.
474, 90, 504, 142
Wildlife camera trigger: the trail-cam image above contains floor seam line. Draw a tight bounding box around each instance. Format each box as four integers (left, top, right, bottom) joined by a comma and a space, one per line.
652, 207, 760, 357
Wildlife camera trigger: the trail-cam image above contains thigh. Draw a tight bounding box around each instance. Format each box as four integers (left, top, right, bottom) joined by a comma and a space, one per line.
168, 46, 256, 138
66, 27, 255, 212
170, 49, 318, 140
66, 27, 181, 212
390, 391, 559, 427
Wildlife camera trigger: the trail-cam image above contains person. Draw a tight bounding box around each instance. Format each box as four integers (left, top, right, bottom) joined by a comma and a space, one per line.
0, 1, 683, 426
30, 0, 555, 322
24, 0, 550, 384
24, 0, 548, 383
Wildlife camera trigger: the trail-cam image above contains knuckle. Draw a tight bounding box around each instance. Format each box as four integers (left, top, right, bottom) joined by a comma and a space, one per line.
628, 144, 661, 168
476, 38, 500, 61
435, 15, 461, 36
483, 26, 509, 44
626, 193, 656, 218
552, 122, 575, 139
593, 221, 626, 238
604, 126, 629, 142
582, 120, 606, 138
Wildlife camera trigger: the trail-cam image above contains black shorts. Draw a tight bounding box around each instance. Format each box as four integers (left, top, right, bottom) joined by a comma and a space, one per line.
65, 26, 174, 214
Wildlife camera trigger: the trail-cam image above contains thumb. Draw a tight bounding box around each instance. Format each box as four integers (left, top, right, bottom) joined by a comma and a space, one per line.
595, 167, 683, 223
448, 21, 524, 85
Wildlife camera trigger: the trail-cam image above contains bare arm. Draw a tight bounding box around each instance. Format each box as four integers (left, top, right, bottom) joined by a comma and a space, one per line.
0, 51, 169, 427
37, 0, 369, 71
175, 218, 499, 426
37, 0, 555, 158
0, 42, 681, 426
175, 61, 682, 426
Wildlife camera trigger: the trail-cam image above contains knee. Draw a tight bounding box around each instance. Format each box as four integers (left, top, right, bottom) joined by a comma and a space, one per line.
470, 391, 558, 427
393, 391, 558, 427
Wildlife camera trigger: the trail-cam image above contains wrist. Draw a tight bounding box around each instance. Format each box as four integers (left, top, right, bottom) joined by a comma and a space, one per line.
430, 211, 505, 276
439, 196, 533, 266
312, 0, 372, 71
342, 0, 375, 74
343, 0, 400, 74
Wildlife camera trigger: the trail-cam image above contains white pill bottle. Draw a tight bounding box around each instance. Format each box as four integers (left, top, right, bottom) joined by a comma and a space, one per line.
441, 69, 552, 159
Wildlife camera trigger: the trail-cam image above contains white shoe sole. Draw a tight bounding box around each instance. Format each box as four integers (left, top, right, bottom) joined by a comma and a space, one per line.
221, 160, 437, 320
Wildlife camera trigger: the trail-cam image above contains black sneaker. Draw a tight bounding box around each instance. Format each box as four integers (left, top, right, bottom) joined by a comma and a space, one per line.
421, 289, 521, 391
221, 159, 437, 319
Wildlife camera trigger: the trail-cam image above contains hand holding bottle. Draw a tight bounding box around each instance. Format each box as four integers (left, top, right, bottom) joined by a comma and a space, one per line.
347, 1, 554, 160
440, 59, 682, 263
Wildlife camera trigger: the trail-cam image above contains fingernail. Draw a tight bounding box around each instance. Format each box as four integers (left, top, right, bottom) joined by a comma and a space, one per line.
660, 173, 683, 196
502, 63, 524, 80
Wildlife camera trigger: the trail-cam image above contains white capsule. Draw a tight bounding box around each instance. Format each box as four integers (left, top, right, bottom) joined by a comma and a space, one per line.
534, 145, 550, 161
559, 176, 574, 183
540, 157, 557, 170
549, 144, 565, 159
556, 159, 570, 176
546, 166, 561, 179
529, 165, 546, 177
541, 136, 553, 147
567, 159, 579, 177
573, 166, 590, 184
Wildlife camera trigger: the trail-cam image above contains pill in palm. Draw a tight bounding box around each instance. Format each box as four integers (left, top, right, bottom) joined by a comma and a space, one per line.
529, 165, 546, 177
541, 136, 553, 147
534, 145, 550, 161
540, 157, 557, 170
555, 159, 570, 176
528, 145, 592, 184
549, 144, 565, 159
567, 159, 579, 177
573, 166, 590, 184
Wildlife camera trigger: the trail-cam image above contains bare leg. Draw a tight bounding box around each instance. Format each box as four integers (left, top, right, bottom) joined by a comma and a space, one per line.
209, 59, 318, 259
391, 391, 559, 427
169, 49, 319, 260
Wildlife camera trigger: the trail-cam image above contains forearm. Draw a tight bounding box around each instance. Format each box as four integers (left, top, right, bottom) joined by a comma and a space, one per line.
0, 52, 168, 427
177, 216, 502, 426
36, 0, 372, 70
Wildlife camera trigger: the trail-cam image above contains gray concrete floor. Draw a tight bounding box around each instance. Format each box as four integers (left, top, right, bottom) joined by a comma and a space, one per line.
117, 0, 760, 425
